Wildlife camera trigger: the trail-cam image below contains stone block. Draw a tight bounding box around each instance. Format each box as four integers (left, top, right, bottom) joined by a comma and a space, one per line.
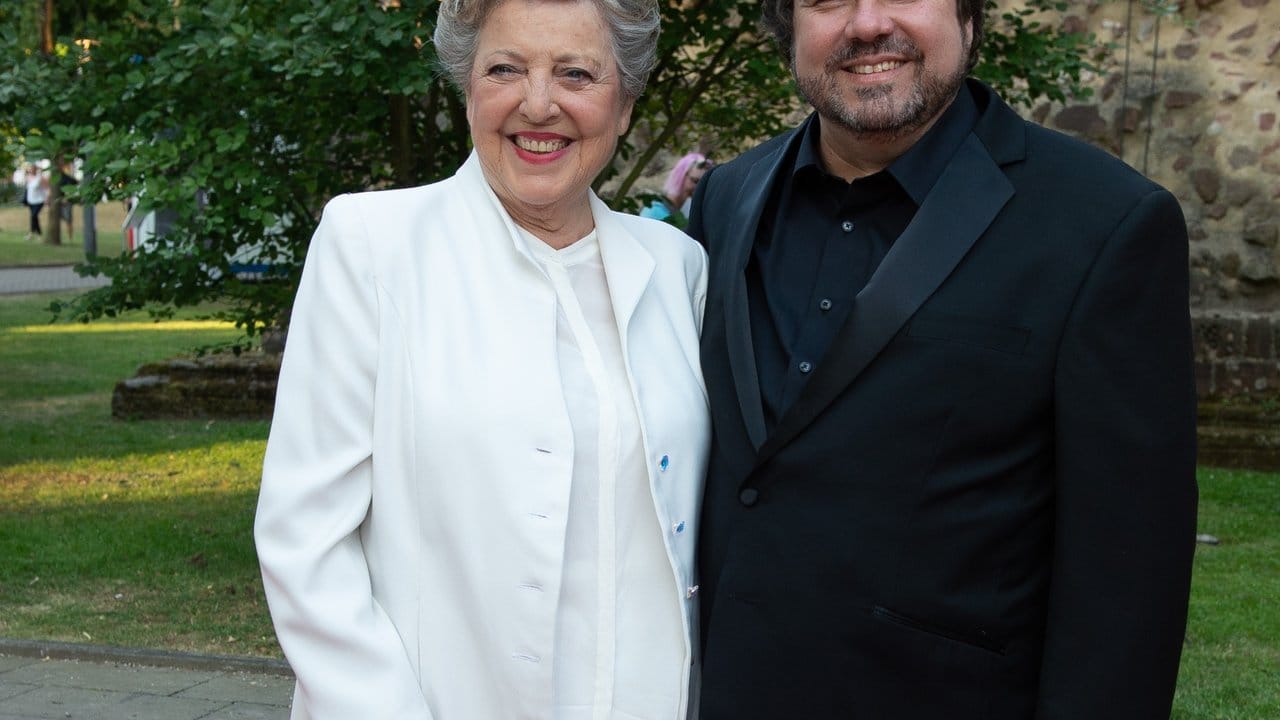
1230, 145, 1259, 169
1244, 317, 1275, 358
112, 353, 281, 420
1053, 104, 1107, 136
1224, 359, 1280, 393
1221, 178, 1257, 207
1164, 90, 1203, 109
1239, 246, 1280, 283
1227, 22, 1257, 40
1195, 358, 1215, 397
1242, 218, 1278, 248
1194, 314, 1246, 358
1197, 400, 1280, 471
1191, 167, 1221, 203
1262, 112, 1277, 132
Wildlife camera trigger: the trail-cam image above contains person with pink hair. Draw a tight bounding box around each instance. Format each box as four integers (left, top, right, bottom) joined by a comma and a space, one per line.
640, 152, 712, 224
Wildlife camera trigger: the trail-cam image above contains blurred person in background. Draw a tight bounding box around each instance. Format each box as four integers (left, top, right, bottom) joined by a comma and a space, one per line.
640, 152, 711, 225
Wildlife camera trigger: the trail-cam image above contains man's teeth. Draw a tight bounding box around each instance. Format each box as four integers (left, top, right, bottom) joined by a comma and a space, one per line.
515, 137, 568, 153
852, 61, 904, 74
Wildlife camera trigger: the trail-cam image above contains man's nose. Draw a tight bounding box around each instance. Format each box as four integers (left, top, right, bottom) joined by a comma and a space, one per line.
843, 0, 895, 42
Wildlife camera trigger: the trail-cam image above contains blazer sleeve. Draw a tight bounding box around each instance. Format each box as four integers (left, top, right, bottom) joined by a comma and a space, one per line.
254, 195, 435, 719
1036, 188, 1198, 719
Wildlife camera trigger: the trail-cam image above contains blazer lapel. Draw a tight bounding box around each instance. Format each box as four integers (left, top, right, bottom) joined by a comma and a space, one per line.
719, 127, 805, 451
756, 133, 1015, 464
592, 194, 655, 347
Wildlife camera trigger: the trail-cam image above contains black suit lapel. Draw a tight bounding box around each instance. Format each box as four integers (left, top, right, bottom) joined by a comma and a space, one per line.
718, 128, 804, 451
755, 133, 1015, 464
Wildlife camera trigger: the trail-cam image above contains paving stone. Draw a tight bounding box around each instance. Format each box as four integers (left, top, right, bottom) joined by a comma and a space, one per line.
0, 656, 38, 673
200, 702, 291, 720
0, 680, 40, 702
101, 692, 225, 720
0, 684, 132, 719
2, 659, 214, 695
0, 265, 109, 295
176, 673, 293, 706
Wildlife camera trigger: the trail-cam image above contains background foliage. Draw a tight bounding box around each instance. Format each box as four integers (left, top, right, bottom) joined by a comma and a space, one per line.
1, 0, 1096, 341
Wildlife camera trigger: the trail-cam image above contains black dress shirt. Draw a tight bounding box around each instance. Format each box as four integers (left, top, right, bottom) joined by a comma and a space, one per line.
748, 87, 980, 430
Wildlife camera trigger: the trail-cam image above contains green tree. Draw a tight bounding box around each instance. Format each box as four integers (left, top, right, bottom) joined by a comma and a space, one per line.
0, 0, 1098, 344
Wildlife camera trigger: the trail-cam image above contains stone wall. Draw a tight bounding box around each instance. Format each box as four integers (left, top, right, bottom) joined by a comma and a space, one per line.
1027, 0, 1278, 312
1025, 0, 1279, 466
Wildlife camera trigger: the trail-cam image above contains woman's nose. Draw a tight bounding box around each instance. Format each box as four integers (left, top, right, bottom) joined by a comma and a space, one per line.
520, 76, 561, 123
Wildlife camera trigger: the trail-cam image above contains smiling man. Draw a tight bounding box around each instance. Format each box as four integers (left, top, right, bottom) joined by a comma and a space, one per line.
686, 0, 1198, 717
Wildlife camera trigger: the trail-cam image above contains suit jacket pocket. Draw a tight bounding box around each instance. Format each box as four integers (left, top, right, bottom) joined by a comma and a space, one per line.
872, 605, 1006, 656
906, 311, 1030, 356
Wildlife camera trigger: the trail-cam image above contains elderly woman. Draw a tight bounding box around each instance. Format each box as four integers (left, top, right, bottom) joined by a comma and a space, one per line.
639, 152, 711, 224
253, 0, 709, 717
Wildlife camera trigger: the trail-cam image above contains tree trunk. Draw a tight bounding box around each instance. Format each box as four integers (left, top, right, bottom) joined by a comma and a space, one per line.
388, 95, 415, 188
41, 0, 54, 55
45, 157, 64, 246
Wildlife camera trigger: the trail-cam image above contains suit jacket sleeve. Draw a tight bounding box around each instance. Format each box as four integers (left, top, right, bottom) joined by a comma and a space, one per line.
686, 165, 716, 248
1036, 188, 1198, 719
254, 195, 435, 719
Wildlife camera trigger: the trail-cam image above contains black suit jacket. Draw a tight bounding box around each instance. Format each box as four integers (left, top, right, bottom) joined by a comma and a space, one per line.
688, 80, 1197, 720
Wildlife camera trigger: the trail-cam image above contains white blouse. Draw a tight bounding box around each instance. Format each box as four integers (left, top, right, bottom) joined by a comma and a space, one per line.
522, 227, 686, 720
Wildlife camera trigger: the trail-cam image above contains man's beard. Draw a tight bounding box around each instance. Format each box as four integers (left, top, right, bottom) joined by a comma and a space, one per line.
794, 35, 967, 140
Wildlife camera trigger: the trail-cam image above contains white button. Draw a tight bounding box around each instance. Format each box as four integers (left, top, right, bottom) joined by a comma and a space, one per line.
686, 585, 700, 598
841, 221, 854, 232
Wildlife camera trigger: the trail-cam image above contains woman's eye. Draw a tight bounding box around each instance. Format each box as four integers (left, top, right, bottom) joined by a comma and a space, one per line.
487, 64, 519, 77
562, 68, 593, 83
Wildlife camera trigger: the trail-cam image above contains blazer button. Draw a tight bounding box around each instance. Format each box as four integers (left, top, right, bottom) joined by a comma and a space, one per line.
739, 487, 759, 506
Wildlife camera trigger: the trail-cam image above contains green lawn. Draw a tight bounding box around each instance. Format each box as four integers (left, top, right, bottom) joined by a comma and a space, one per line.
0, 292, 1276, 716
0, 203, 126, 267
0, 292, 275, 657
1173, 468, 1280, 718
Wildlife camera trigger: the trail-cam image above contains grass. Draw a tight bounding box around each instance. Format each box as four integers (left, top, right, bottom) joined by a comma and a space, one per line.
1172, 468, 1280, 719
0, 293, 1278, 713
0, 203, 126, 266
0, 292, 275, 657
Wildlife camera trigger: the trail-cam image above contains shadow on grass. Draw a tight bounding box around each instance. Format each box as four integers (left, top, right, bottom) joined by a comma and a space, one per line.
0, 446, 277, 656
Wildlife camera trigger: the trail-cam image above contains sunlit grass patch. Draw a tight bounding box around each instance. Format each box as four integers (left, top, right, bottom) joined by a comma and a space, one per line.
0, 292, 275, 657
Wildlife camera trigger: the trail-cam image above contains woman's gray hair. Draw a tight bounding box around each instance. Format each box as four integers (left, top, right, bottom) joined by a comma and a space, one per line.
434, 0, 660, 101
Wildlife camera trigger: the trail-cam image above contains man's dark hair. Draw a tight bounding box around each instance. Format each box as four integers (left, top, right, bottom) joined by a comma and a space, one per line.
760, 0, 985, 73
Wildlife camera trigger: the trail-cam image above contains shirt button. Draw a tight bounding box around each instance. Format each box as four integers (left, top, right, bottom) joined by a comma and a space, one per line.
819, 298, 833, 311
798, 361, 813, 373
739, 487, 759, 506
841, 220, 854, 232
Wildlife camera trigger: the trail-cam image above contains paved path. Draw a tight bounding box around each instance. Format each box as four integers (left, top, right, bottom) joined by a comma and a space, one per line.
0, 265, 110, 295
0, 641, 293, 720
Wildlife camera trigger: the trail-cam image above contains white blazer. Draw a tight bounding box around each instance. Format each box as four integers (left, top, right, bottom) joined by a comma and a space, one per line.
255, 153, 710, 720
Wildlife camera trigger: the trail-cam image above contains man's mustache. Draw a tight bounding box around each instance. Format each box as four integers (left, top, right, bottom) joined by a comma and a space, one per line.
825, 36, 921, 72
